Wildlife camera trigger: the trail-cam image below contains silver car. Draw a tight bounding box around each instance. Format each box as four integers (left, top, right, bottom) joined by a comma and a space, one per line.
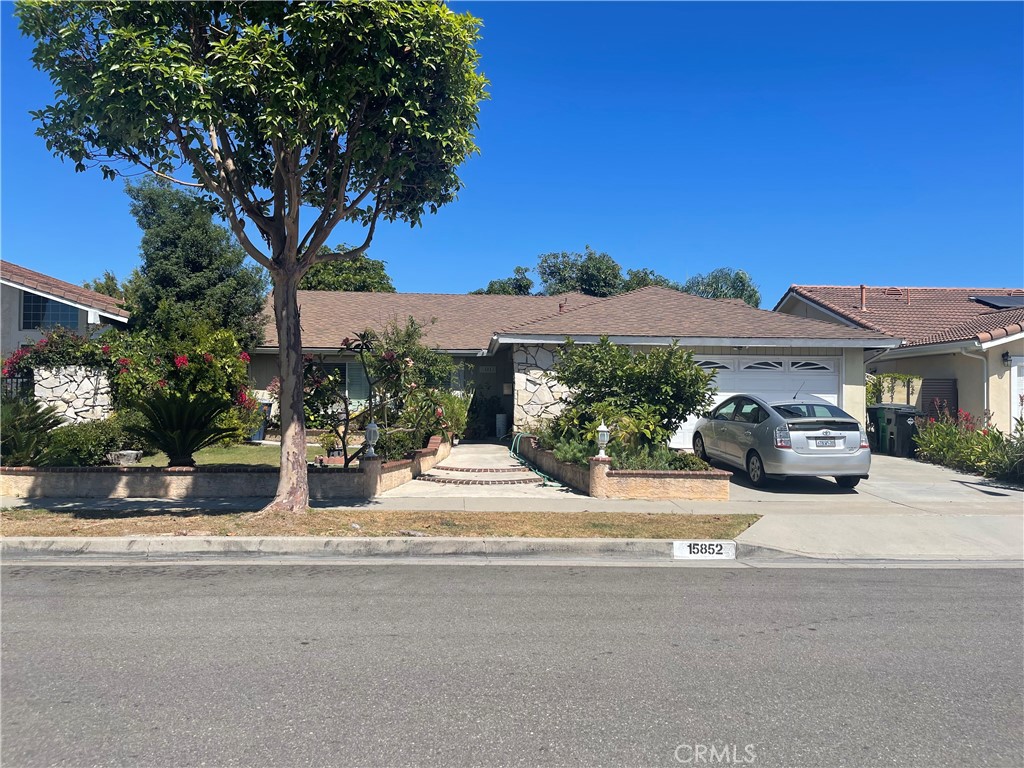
692, 394, 871, 488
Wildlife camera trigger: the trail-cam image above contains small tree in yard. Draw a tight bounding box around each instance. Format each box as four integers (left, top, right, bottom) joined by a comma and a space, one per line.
551, 337, 716, 448
18, 1, 487, 513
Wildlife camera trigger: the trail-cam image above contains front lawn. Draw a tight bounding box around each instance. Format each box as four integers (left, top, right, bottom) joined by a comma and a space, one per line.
136, 443, 323, 467
0, 508, 759, 540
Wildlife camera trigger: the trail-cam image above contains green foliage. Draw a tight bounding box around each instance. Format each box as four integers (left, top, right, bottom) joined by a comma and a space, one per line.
622, 268, 682, 292
609, 443, 710, 471
435, 390, 473, 437
867, 373, 918, 404
552, 337, 716, 447
537, 246, 624, 297
552, 436, 597, 467
126, 390, 239, 467
0, 397, 63, 466
83, 270, 128, 300
360, 318, 457, 400
44, 418, 130, 467
2, 327, 105, 376
300, 250, 396, 293
915, 406, 1024, 485
374, 427, 428, 462
471, 266, 534, 295
681, 268, 761, 308
124, 179, 269, 349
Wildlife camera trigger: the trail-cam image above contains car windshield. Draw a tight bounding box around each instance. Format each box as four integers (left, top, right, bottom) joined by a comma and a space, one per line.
772, 402, 853, 420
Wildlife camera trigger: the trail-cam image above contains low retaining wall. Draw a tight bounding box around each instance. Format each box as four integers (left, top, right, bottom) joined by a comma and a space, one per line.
515, 435, 590, 494
0, 436, 452, 500
514, 435, 730, 501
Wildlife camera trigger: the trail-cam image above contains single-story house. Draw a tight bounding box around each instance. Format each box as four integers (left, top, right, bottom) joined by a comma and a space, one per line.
0, 260, 130, 359
254, 286, 898, 446
774, 285, 1024, 429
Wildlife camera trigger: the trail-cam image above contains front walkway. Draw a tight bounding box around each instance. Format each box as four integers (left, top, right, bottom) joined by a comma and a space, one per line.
378, 442, 585, 499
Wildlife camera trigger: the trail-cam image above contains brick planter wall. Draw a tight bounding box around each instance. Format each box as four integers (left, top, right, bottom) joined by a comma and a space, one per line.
1, 436, 452, 500
513, 434, 730, 501
514, 435, 590, 494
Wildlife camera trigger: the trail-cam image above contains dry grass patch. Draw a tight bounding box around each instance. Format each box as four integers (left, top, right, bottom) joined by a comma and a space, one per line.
1, 507, 758, 540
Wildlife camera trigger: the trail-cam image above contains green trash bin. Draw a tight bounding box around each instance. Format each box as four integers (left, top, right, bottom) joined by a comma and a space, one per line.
889, 405, 922, 458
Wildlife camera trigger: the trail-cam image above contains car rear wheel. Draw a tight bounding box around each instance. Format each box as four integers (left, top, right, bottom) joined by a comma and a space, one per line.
835, 476, 861, 489
693, 433, 708, 461
747, 452, 768, 487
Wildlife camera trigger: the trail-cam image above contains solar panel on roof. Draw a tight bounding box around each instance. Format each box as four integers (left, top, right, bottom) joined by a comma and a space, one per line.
972, 296, 1024, 310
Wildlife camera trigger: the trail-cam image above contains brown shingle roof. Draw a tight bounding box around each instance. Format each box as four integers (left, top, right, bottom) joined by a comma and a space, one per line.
776, 285, 1024, 345
497, 286, 896, 343
907, 307, 1024, 347
259, 291, 599, 351
0, 260, 130, 320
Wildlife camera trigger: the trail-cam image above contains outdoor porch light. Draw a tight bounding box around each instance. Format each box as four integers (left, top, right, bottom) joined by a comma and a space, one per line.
1003, 351, 1013, 368
596, 420, 610, 457
364, 420, 380, 457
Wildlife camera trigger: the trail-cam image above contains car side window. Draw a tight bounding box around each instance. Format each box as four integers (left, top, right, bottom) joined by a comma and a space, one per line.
734, 398, 764, 424
714, 400, 738, 421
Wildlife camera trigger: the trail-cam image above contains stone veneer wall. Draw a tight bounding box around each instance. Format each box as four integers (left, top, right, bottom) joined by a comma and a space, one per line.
34, 366, 112, 423
512, 344, 568, 431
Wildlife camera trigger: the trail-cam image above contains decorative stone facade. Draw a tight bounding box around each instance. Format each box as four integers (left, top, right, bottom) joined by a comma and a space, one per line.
34, 366, 112, 423
512, 344, 568, 430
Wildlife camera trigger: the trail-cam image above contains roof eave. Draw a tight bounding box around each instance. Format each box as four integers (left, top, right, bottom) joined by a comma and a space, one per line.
1, 278, 129, 322
493, 333, 901, 349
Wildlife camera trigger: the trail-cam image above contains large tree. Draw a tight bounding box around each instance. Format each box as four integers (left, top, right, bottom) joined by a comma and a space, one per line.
537, 246, 624, 297
83, 270, 127, 299
125, 178, 269, 348
681, 268, 761, 308
470, 265, 533, 295
299, 248, 396, 292
18, 1, 486, 513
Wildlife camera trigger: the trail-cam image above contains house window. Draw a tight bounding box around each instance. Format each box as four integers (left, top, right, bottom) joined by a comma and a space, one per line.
21, 294, 79, 330
320, 362, 371, 405
742, 360, 784, 371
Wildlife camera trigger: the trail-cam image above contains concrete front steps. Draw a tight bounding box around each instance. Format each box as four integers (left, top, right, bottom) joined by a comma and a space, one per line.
419, 464, 541, 486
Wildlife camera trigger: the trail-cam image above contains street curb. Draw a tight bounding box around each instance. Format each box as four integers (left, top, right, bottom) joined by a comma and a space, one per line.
1, 536, 678, 561
734, 541, 1024, 563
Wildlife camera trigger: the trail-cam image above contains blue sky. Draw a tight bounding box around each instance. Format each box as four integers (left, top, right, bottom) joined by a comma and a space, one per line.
2, 2, 1021, 307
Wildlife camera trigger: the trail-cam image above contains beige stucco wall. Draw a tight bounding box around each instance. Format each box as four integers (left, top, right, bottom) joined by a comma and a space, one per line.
1, 284, 92, 359
872, 340, 1024, 429
843, 348, 867, 423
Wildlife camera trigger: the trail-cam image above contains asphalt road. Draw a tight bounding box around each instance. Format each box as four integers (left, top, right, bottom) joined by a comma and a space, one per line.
2, 564, 1021, 768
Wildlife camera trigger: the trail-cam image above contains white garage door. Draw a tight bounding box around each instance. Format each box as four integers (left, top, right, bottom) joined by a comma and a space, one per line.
670, 356, 841, 450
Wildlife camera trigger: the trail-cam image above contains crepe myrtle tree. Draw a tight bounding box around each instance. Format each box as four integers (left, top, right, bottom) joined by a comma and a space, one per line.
17, 1, 487, 513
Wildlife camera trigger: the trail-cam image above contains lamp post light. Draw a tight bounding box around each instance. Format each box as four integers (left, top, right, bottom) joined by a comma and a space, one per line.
364, 420, 380, 458
596, 420, 610, 458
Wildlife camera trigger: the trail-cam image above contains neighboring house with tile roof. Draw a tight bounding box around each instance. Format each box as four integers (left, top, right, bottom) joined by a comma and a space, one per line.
774, 285, 1024, 429
1, 260, 130, 358
255, 286, 899, 446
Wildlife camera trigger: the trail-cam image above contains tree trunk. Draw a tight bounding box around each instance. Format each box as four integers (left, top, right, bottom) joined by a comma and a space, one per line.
262, 268, 309, 514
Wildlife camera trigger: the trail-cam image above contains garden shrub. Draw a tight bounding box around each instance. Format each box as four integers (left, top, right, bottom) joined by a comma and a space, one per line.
0, 396, 63, 466
374, 427, 427, 461
126, 390, 239, 467
44, 418, 128, 466
914, 405, 1024, 485
609, 443, 710, 471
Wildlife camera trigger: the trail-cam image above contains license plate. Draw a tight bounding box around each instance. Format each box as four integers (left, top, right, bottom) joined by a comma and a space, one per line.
816, 438, 836, 447
673, 540, 736, 560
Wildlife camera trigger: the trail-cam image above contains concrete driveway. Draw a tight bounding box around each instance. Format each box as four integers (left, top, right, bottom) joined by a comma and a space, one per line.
723, 454, 1023, 515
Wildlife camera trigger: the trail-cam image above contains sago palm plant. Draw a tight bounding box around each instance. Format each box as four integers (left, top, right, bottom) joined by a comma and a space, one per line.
127, 390, 237, 467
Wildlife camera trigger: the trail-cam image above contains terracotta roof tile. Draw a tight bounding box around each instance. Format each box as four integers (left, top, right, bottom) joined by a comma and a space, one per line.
0, 260, 130, 320
777, 285, 1024, 344
907, 307, 1024, 347
259, 291, 599, 351
497, 286, 896, 343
